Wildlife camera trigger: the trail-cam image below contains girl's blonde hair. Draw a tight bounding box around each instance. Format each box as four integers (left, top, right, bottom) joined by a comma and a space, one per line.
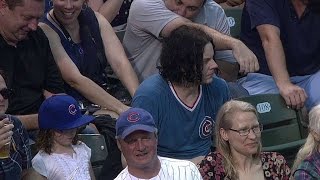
215, 100, 262, 179
292, 104, 320, 173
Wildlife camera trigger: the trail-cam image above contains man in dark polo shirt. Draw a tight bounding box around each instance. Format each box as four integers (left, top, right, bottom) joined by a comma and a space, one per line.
238, 0, 320, 111
0, 0, 64, 130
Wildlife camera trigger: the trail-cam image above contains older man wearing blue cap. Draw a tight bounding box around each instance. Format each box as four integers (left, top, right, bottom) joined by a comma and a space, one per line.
115, 108, 202, 180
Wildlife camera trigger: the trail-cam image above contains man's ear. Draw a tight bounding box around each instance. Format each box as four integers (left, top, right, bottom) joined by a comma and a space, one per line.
116, 139, 122, 152
220, 128, 229, 141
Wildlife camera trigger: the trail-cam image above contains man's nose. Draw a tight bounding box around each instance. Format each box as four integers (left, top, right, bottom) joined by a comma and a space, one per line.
210, 58, 218, 69
66, 0, 73, 8
177, 8, 187, 17
28, 19, 38, 31
136, 139, 146, 150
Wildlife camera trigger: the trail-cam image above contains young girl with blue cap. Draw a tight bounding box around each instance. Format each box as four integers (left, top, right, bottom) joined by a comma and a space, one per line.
31, 94, 95, 180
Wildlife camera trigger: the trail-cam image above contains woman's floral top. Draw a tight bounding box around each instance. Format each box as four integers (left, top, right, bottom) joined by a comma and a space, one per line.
197, 151, 291, 180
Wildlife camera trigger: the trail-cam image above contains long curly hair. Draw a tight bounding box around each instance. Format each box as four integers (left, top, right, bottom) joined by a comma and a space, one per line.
36, 129, 79, 154
158, 25, 214, 87
215, 100, 262, 179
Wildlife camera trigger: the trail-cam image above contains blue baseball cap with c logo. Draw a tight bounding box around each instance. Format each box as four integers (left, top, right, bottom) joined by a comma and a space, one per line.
38, 94, 94, 130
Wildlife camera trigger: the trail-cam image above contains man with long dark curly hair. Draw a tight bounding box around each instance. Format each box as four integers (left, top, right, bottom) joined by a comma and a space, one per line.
132, 26, 230, 164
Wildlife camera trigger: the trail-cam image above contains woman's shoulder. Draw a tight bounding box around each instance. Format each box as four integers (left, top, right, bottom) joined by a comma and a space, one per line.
261, 152, 291, 179
294, 153, 320, 179
32, 150, 51, 164
74, 141, 90, 150
296, 151, 320, 171
74, 141, 91, 158
197, 151, 226, 179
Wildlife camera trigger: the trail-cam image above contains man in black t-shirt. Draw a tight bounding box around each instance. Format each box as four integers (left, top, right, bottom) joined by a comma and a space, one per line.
0, 0, 64, 130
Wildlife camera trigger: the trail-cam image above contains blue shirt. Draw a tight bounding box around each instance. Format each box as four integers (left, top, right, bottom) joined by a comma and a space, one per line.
240, 0, 320, 76
132, 74, 230, 159
42, 8, 108, 103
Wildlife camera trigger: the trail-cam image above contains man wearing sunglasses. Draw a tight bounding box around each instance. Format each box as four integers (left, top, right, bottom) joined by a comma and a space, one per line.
0, 71, 31, 179
0, 0, 64, 130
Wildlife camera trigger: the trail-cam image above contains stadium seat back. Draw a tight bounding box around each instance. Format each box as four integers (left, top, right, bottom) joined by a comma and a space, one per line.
115, 30, 126, 43
78, 134, 108, 178
237, 94, 306, 152
224, 8, 242, 38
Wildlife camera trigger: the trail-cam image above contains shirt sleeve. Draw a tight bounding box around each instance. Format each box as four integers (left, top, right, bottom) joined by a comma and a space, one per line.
278, 154, 291, 180
19, 121, 32, 170
293, 160, 319, 180
266, 152, 291, 180
293, 169, 315, 180
32, 153, 48, 178
189, 162, 203, 180
132, 91, 160, 126
197, 152, 221, 179
81, 142, 92, 160
213, 8, 236, 63
207, 1, 230, 35
245, 0, 280, 29
129, 0, 180, 38
10, 115, 32, 170
203, 1, 237, 63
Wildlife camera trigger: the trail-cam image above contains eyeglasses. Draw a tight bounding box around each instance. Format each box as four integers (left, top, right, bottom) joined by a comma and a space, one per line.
229, 124, 263, 136
0, 88, 14, 100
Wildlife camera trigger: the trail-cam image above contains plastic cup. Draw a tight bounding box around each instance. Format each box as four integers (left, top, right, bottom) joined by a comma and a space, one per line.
0, 141, 10, 159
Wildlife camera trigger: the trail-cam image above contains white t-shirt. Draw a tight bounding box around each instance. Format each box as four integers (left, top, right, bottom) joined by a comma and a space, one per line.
114, 156, 203, 180
32, 142, 91, 180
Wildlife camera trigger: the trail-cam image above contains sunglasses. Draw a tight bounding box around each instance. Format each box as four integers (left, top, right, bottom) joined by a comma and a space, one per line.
0, 88, 14, 100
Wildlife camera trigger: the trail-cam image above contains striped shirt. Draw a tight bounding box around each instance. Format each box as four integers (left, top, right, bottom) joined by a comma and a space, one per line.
114, 156, 203, 180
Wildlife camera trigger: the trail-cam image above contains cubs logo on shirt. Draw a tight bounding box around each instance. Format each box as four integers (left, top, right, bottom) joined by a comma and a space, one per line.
199, 116, 214, 139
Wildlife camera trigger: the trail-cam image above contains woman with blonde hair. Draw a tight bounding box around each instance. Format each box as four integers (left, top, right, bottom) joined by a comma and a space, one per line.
292, 104, 320, 179
198, 100, 291, 179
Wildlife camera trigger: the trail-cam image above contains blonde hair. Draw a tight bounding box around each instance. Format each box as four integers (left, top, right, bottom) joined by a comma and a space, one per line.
215, 100, 262, 179
292, 104, 320, 173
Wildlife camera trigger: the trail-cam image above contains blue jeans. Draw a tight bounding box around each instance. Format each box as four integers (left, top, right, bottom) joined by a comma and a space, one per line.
237, 71, 320, 111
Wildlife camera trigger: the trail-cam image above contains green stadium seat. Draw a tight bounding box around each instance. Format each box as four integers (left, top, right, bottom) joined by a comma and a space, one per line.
115, 29, 126, 43
78, 134, 108, 178
224, 8, 242, 38
237, 94, 307, 153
